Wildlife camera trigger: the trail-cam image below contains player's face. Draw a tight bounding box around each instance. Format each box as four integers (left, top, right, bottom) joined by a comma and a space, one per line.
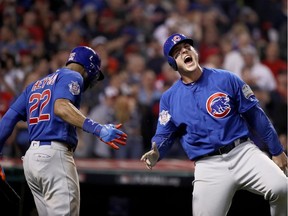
171, 42, 199, 72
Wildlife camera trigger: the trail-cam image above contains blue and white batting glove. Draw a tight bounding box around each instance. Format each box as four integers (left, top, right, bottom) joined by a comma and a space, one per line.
83, 119, 127, 150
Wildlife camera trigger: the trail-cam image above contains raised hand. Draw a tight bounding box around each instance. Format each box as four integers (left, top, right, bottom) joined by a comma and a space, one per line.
98, 124, 127, 150
83, 119, 128, 150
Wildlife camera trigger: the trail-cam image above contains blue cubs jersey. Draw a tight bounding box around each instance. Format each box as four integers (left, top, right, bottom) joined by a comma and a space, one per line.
154, 68, 259, 160
10, 68, 83, 147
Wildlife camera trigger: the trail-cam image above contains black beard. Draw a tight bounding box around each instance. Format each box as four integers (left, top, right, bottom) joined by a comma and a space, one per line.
83, 77, 97, 92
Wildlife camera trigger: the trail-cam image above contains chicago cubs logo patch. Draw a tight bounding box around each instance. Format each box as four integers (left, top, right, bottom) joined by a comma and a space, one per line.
69, 81, 80, 95
159, 110, 171, 125
206, 92, 231, 118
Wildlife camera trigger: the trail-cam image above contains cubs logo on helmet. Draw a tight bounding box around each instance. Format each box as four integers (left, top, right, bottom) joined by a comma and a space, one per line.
206, 92, 231, 118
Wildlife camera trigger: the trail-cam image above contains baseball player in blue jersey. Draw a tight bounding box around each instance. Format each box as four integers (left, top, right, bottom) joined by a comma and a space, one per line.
141, 33, 287, 216
0, 46, 127, 215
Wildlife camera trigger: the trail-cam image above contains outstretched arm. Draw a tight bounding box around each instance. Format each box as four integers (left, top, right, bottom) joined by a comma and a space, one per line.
54, 98, 127, 150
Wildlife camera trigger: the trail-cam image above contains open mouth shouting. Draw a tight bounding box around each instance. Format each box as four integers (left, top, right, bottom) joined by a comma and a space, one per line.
184, 55, 193, 66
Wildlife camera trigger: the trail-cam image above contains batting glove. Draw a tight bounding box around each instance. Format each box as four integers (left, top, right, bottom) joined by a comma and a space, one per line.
83, 118, 127, 150
140, 142, 159, 170
98, 124, 127, 150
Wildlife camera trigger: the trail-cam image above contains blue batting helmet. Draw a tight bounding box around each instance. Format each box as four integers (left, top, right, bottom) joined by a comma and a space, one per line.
163, 33, 194, 71
66, 46, 104, 81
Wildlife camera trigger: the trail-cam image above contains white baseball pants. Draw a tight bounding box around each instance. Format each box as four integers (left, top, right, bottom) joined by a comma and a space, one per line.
192, 141, 287, 216
23, 141, 80, 216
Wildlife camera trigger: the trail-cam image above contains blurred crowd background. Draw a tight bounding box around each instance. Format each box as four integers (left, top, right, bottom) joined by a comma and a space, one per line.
0, 0, 287, 160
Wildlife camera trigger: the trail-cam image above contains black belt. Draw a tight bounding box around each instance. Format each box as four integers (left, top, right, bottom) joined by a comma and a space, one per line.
39, 141, 74, 152
196, 137, 248, 160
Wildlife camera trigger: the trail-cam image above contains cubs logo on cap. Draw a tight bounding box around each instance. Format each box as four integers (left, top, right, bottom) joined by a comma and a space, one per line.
172, 35, 182, 43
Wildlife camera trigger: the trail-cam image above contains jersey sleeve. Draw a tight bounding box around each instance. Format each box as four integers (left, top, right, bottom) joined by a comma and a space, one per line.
242, 104, 283, 156
151, 93, 178, 160
230, 72, 259, 113
54, 70, 84, 104
0, 108, 24, 153
10, 89, 28, 121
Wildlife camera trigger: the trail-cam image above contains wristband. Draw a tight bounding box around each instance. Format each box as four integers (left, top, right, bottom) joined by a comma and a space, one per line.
82, 118, 102, 137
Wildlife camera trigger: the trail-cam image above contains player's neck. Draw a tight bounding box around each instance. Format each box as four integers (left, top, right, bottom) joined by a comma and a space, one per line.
181, 66, 202, 84
66, 63, 85, 76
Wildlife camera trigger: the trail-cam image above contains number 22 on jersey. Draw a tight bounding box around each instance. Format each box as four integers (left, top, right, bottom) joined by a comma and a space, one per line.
29, 89, 51, 125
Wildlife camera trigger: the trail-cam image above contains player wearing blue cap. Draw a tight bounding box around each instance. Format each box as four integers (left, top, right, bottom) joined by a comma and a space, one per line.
0, 46, 127, 215
141, 33, 287, 216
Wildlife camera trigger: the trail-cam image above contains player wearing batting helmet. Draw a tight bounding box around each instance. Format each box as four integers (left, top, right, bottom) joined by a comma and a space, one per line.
141, 33, 287, 216
0, 46, 127, 215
